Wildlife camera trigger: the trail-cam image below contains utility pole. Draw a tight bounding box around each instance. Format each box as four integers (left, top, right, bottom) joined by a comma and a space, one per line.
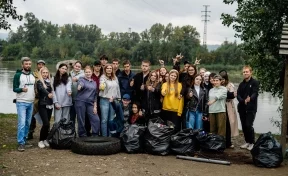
279, 23, 288, 157
201, 5, 211, 48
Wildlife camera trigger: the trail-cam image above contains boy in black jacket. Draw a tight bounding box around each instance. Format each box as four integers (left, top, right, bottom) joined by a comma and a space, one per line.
131, 60, 150, 103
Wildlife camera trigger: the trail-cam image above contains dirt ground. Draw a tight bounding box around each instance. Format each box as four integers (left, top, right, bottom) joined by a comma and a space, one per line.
0, 115, 287, 176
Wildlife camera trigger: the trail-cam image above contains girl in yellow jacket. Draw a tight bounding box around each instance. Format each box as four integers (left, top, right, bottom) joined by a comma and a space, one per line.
161, 69, 184, 132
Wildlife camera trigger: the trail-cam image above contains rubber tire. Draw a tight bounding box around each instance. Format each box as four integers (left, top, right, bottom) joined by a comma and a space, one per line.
71, 137, 121, 155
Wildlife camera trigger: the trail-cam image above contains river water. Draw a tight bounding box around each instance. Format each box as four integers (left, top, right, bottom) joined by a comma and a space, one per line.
0, 61, 281, 134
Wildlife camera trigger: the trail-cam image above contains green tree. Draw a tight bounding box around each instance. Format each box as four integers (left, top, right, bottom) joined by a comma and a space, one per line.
221, 0, 288, 96
23, 12, 43, 50
212, 41, 245, 65
0, 0, 24, 29
7, 26, 25, 43
2, 43, 22, 60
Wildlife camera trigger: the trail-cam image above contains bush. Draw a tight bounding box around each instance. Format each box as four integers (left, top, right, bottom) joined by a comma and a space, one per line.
80, 55, 94, 67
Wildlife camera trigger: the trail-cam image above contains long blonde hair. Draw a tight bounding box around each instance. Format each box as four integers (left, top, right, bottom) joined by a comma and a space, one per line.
146, 70, 159, 88
167, 69, 179, 96
38, 67, 52, 90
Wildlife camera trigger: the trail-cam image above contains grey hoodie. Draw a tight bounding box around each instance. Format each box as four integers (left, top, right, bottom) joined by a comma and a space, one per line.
208, 86, 227, 113
52, 77, 72, 107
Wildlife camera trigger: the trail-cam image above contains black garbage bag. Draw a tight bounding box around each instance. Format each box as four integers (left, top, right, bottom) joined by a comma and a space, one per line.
120, 124, 146, 153
251, 132, 283, 168
170, 128, 199, 156
196, 132, 226, 152
144, 118, 174, 155
47, 119, 76, 149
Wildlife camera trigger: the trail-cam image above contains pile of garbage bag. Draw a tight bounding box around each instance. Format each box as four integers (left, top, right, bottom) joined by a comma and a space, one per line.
47, 119, 76, 149
251, 132, 283, 168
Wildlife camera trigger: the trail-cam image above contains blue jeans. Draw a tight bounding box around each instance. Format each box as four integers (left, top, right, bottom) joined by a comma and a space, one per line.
186, 110, 203, 130
111, 100, 124, 134
16, 102, 33, 145
100, 98, 115, 137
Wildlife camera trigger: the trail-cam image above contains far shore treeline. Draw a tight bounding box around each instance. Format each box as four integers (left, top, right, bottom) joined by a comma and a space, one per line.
0, 12, 246, 69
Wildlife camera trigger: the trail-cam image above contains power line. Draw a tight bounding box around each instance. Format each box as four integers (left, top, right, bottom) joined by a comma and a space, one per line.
126, 0, 163, 22
140, 0, 166, 16
201, 5, 211, 48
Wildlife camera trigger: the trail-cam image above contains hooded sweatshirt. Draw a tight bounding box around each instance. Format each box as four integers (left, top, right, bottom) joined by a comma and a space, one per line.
13, 69, 35, 103
208, 86, 227, 113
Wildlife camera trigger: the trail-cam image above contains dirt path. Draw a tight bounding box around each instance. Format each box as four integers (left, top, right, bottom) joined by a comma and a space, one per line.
1, 148, 287, 176
0, 115, 287, 176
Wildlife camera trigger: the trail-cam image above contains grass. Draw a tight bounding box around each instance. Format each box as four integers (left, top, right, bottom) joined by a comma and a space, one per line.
0, 113, 18, 155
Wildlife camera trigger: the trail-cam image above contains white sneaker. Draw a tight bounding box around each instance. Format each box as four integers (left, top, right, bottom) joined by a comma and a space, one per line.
247, 143, 254, 151
240, 143, 249, 149
43, 140, 50, 147
38, 141, 45, 148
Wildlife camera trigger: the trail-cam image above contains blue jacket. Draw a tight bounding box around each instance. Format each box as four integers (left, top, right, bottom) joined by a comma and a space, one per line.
118, 70, 135, 97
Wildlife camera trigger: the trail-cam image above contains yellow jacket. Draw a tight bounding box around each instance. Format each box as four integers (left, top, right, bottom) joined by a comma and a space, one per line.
161, 82, 184, 116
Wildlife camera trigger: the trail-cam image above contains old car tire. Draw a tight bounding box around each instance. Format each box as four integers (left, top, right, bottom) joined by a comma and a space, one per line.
71, 137, 121, 155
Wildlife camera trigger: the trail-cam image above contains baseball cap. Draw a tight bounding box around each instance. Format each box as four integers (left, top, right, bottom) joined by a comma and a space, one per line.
184, 60, 190, 65
94, 60, 101, 66
37, 60, 46, 65
122, 94, 131, 100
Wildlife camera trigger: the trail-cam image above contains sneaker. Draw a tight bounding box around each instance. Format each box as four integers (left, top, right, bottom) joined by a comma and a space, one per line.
228, 144, 234, 149
240, 143, 249, 149
43, 140, 50, 147
17, 144, 25, 152
247, 143, 254, 151
38, 141, 45, 149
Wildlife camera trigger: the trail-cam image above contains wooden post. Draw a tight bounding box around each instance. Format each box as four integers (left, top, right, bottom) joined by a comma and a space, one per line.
279, 24, 288, 157
281, 56, 288, 157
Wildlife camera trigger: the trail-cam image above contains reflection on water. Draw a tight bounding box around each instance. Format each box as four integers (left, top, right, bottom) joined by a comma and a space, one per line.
0, 62, 281, 134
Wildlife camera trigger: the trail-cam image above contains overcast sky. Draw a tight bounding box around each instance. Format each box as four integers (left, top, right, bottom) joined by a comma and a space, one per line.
1, 0, 239, 44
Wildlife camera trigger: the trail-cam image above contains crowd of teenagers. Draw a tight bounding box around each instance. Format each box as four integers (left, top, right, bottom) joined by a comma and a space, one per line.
13, 54, 259, 152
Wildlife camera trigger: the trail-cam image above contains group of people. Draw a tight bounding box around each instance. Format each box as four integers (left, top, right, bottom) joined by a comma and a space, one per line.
13, 54, 259, 152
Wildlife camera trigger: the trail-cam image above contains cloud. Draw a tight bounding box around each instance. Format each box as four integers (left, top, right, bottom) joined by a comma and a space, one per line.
0, 0, 239, 44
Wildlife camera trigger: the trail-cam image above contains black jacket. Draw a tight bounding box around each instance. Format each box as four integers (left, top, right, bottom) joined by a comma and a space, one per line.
37, 80, 53, 106
181, 74, 194, 97
141, 83, 162, 115
173, 61, 181, 72
204, 82, 213, 92
237, 77, 259, 112
179, 72, 187, 83
132, 71, 150, 103
115, 69, 121, 78
186, 86, 208, 117
118, 70, 135, 97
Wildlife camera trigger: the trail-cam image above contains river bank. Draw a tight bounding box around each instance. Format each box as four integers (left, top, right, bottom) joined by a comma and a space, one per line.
0, 113, 287, 176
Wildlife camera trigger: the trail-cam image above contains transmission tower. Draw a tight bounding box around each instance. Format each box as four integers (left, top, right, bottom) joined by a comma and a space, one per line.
201, 5, 211, 48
